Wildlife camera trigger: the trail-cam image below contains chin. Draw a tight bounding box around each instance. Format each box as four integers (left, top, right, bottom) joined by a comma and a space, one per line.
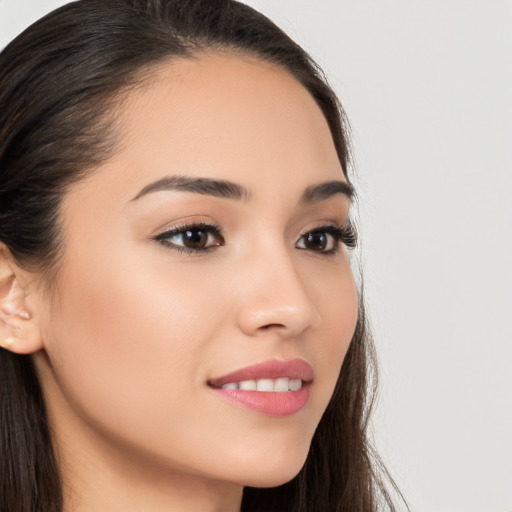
241, 466, 304, 489
244, 472, 301, 489
232, 448, 309, 489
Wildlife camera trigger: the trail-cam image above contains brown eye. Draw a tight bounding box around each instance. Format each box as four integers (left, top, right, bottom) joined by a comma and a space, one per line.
155, 223, 224, 253
296, 226, 345, 254
303, 232, 329, 251
181, 229, 209, 249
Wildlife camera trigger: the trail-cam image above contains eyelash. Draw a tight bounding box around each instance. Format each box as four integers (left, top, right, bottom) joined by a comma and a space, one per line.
153, 221, 357, 255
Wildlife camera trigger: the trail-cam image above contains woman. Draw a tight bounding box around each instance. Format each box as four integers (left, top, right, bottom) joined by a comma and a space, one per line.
0, 1, 403, 511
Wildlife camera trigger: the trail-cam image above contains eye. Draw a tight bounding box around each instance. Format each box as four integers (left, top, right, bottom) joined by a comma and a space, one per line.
296, 224, 357, 254
154, 222, 225, 253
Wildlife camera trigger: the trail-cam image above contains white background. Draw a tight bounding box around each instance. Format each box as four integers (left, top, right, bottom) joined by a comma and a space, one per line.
1, 1, 511, 511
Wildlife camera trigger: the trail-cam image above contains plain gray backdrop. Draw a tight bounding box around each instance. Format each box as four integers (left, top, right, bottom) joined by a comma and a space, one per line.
1, 1, 511, 511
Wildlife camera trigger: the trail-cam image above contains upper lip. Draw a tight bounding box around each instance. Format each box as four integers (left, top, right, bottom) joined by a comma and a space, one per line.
208, 358, 314, 387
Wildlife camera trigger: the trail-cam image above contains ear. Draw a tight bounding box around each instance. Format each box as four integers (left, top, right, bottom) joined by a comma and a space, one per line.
0, 245, 43, 354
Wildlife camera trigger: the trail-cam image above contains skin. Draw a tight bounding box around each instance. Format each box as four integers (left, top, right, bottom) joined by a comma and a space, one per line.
5, 53, 358, 511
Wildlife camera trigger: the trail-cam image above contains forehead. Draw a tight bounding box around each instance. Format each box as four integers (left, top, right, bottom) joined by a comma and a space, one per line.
67, 52, 344, 208
118, 54, 340, 169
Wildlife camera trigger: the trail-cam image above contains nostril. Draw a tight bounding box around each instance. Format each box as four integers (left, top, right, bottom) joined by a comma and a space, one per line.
259, 323, 285, 331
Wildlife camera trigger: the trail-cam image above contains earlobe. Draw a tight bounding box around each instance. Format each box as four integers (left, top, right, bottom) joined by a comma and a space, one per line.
0, 245, 44, 354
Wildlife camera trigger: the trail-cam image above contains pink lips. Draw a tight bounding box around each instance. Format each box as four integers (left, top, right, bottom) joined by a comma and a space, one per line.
208, 359, 313, 417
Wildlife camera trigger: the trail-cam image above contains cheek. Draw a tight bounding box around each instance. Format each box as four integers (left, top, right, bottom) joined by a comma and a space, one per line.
42, 240, 229, 441
305, 261, 358, 408
327, 267, 358, 359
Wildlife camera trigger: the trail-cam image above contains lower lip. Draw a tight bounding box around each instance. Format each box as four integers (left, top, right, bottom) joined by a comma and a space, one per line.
210, 384, 311, 417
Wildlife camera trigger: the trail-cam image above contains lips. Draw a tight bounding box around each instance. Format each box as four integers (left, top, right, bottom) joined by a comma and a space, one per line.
208, 359, 313, 417
208, 358, 314, 388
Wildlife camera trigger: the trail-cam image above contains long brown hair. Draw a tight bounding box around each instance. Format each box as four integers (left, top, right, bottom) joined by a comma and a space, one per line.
0, 1, 405, 510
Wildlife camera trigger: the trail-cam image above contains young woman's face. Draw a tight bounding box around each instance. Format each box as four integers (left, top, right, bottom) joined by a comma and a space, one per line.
33, 54, 358, 490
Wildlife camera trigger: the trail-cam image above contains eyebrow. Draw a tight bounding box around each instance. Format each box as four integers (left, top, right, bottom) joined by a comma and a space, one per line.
130, 175, 354, 204
131, 176, 250, 202
300, 180, 354, 203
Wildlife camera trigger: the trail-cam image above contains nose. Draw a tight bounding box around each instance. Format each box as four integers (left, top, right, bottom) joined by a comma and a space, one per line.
235, 250, 321, 339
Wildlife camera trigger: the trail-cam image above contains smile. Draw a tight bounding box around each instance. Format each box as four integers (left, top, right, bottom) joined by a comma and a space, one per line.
214, 378, 303, 392
208, 359, 313, 416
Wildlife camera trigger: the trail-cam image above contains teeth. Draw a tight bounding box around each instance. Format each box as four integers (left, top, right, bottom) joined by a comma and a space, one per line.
274, 378, 289, 392
220, 378, 303, 392
289, 379, 302, 391
239, 380, 256, 391
221, 382, 239, 390
256, 379, 274, 392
